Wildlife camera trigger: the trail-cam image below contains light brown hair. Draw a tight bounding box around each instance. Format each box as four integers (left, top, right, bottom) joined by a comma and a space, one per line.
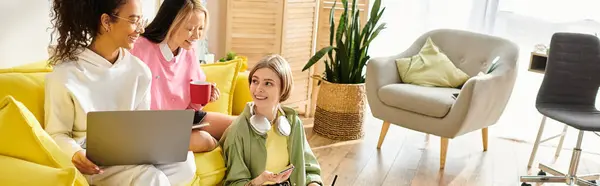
249, 54, 294, 102
142, 0, 209, 43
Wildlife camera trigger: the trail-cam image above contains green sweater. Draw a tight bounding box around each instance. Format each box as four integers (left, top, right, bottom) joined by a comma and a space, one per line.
220, 104, 323, 186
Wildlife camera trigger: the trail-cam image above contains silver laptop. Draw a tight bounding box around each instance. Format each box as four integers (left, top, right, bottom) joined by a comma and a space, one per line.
85, 110, 194, 166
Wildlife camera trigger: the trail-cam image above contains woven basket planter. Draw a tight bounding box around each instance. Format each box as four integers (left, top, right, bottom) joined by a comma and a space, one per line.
312, 76, 366, 140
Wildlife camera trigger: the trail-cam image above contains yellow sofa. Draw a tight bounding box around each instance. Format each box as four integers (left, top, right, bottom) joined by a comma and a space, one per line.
0, 60, 252, 186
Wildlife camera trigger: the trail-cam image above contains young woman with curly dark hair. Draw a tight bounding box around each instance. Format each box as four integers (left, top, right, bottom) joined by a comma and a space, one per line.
44, 0, 195, 185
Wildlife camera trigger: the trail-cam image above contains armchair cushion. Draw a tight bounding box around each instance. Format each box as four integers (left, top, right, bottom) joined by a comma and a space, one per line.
395, 37, 470, 88
379, 84, 460, 118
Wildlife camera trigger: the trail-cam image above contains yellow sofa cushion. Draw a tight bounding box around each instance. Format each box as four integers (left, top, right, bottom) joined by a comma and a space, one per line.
200, 60, 242, 115
0, 96, 88, 185
396, 37, 470, 88
0, 155, 77, 185
189, 146, 227, 186
232, 71, 252, 115
0, 72, 48, 126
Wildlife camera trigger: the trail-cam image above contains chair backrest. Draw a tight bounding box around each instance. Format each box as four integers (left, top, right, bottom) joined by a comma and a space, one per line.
398, 29, 519, 77
536, 32, 600, 109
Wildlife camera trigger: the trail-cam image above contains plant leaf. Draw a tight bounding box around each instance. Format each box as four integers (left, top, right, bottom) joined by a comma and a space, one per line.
336, 0, 347, 44
370, 0, 382, 25
351, 10, 362, 82
355, 55, 370, 82
336, 38, 347, 83
328, 0, 337, 76
329, 0, 336, 47
362, 6, 384, 47
303, 46, 334, 71
365, 23, 386, 47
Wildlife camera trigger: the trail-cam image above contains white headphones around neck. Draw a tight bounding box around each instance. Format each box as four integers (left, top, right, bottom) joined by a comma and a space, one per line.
248, 102, 291, 136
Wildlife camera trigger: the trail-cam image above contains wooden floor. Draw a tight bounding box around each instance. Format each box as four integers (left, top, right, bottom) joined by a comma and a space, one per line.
302, 114, 600, 186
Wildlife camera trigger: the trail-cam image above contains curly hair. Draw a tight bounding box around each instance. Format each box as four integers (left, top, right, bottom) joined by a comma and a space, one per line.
48, 0, 127, 66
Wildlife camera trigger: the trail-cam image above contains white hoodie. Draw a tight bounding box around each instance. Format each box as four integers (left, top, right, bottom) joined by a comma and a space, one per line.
44, 48, 152, 158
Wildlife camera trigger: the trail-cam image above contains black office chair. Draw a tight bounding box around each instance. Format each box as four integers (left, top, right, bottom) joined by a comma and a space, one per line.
520, 33, 600, 186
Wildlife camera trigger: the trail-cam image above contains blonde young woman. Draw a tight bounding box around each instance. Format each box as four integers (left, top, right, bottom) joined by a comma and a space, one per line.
221, 55, 323, 186
45, 0, 195, 185
130, 0, 234, 153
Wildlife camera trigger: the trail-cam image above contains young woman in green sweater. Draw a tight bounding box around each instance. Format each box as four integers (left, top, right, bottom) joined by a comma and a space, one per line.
221, 54, 323, 186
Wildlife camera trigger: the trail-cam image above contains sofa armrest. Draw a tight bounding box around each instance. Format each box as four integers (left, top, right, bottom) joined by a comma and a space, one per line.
453, 58, 518, 135
365, 37, 425, 93
366, 56, 402, 88
366, 51, 416, 91
366, 49, 422, 115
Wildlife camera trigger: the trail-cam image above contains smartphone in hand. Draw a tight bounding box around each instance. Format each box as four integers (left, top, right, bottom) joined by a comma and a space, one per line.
277, 164, 295, 175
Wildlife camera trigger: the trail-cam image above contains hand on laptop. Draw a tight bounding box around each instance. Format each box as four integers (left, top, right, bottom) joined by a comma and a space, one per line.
72, 150, 103, 175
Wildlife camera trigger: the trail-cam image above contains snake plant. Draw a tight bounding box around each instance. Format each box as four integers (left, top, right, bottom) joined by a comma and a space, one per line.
302, 0, 386, 84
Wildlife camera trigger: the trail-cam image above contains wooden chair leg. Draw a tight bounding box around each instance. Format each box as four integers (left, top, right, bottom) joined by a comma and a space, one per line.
440, 137, 449, 169
482, 127, 488, 151
377, 121, 391, 149
528, 116, 547, 168
555, 124, 568, 157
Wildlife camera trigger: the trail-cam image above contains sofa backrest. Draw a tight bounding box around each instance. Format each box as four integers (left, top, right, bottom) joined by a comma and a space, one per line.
0, 61, 52, 127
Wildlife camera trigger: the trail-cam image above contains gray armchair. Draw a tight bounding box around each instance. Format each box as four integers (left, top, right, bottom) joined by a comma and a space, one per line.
366, 29, 519, 169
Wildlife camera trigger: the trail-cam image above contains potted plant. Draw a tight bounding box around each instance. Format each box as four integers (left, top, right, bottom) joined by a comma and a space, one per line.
219, 51, 248, 72
302, 0, 386, 140
219, 51, 238, 62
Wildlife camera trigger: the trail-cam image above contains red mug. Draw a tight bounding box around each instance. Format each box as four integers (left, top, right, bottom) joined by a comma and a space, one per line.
190, 81, 212, 106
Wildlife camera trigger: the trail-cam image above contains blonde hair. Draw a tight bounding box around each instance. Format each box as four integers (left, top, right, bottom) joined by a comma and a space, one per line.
164, 0, 209, 42
249, 54, 294, 102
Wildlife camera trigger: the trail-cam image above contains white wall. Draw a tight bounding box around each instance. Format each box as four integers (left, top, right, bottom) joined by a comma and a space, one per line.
207, 0, 226, 60
0, 0, 52, 68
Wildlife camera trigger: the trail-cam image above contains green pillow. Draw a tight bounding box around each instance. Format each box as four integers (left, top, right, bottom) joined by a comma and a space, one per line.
396, 37, 470, 88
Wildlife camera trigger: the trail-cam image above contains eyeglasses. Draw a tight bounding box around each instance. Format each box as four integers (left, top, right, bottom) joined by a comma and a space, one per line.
111, 14, 148, 33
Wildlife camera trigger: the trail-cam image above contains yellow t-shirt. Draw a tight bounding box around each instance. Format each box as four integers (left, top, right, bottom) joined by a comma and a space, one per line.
264, 112, 290, 184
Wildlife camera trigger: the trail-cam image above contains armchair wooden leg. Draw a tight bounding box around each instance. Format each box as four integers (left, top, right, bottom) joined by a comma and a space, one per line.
482, 128, 488, 151
440, 137, 449, 169
377, 121, 391, 149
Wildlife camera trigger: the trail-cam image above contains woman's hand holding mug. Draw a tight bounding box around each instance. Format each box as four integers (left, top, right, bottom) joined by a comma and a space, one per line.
209, 83, 220, 103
